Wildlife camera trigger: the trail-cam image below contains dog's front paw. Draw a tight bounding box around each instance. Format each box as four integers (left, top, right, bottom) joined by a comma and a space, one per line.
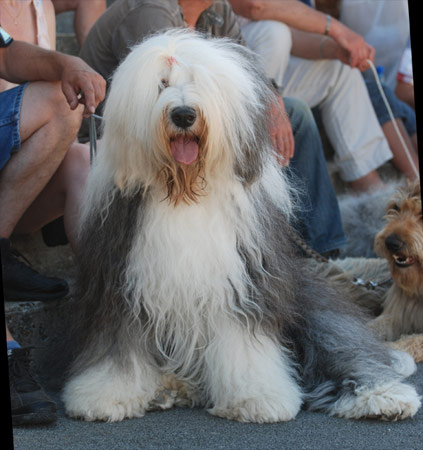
65, 396, 147, 422
63, 360, 159, 422
332, 381, 421, 421
63, 377, 149, 422
209, 396, 301, 423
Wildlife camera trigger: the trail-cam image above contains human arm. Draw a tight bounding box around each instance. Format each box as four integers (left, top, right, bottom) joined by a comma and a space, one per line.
289, 28, 374, 71
0, 40, 106, 116
229, 0, 374, 69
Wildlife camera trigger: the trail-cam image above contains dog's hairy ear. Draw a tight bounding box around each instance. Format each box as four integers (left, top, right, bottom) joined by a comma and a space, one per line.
234, 147, 262, 186
226, 46, 275, 186
234, 97, 272, 186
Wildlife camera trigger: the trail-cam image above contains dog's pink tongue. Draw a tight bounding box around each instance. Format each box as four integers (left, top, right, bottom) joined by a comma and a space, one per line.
170, 137, 199, 165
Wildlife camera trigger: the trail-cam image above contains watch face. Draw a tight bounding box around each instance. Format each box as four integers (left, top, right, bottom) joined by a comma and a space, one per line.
0, 27, 13, 47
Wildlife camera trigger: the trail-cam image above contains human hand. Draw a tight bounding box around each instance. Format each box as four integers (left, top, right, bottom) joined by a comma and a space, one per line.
331, 23, 375, 71
269, 94, 294, 166
60, 56, 106, 118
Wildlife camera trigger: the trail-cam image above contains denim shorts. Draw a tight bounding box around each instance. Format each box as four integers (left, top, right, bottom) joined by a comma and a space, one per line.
365, 79, 416, 136
0, 83, 28, 171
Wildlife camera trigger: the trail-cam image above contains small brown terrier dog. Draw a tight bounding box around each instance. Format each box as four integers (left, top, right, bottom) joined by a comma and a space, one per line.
371, 179, 423, 361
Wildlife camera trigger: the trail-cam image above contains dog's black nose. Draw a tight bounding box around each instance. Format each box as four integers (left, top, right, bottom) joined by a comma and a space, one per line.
385, 233, 405, 252
171, 106, 197, 129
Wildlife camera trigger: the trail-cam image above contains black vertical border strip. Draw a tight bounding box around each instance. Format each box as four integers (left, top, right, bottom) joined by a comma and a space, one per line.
408, 0, 423, 179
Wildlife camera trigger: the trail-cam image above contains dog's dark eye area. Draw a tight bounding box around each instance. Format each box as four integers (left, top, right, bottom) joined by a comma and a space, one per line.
160, 79, 169, 91
388, 203, 400, 213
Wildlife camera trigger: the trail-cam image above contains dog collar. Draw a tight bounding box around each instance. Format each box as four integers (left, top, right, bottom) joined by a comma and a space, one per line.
0, 27, 13, 47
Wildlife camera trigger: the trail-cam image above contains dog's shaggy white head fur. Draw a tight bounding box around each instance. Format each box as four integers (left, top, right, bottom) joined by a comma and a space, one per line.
98, 30, 291, 208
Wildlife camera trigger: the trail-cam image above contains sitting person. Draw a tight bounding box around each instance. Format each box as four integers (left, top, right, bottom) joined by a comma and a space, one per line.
79, 0, 347, 258
338, 0, 418, 178
229, 0, 419, 188
1, 29, 106, 425
0, 0, 68, 300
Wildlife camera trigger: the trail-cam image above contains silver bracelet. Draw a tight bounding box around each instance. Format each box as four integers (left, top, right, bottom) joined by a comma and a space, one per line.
324, 14, 331, 36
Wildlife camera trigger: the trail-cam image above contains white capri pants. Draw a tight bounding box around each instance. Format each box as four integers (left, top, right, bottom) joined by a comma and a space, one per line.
241, 20, 393, 182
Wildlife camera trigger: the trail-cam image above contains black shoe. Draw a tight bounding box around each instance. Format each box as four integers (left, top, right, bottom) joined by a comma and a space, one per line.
8, 347, 57, 426
0, 238, 69, 301
41, 217, 69, 247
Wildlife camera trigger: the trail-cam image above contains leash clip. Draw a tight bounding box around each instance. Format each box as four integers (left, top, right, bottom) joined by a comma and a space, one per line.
352, 277, 377, 290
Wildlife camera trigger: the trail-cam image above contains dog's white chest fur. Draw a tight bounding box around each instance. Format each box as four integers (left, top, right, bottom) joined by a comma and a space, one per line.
134, 194, 239, 297
124, 184, 258, 346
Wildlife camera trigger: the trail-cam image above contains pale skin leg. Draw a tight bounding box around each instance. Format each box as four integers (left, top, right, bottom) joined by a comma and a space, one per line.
347, 118, 419, 193
14, 141, 90, 248
382, 119, 419, 180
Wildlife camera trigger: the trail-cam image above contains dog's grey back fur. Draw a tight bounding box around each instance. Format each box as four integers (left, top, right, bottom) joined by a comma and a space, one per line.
68, 186, 149, 374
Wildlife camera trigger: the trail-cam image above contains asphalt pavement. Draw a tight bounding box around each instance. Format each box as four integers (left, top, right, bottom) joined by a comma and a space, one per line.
10, 364, 423, 450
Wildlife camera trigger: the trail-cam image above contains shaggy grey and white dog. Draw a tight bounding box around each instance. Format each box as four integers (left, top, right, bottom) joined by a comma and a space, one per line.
62, 31, 420, 423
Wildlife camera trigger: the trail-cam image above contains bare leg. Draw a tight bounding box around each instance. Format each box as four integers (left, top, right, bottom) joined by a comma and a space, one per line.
14, 142, 90, 250
382, 119, 419, 180
0, 81, 83, 239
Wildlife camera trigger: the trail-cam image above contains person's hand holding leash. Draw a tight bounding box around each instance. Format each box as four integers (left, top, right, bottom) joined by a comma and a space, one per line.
0, 40, 106, 118
60, 56, 106, 118
330, 24, 375, 71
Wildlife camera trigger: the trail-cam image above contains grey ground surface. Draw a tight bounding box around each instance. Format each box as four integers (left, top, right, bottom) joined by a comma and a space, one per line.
11, 364, 423, 450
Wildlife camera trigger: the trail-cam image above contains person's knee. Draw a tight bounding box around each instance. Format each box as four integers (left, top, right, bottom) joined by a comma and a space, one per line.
20, 81, 82, 143
32, 81, 82, 127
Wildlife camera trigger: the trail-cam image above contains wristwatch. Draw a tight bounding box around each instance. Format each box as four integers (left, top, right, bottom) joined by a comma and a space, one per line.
0, 27, 13, 47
